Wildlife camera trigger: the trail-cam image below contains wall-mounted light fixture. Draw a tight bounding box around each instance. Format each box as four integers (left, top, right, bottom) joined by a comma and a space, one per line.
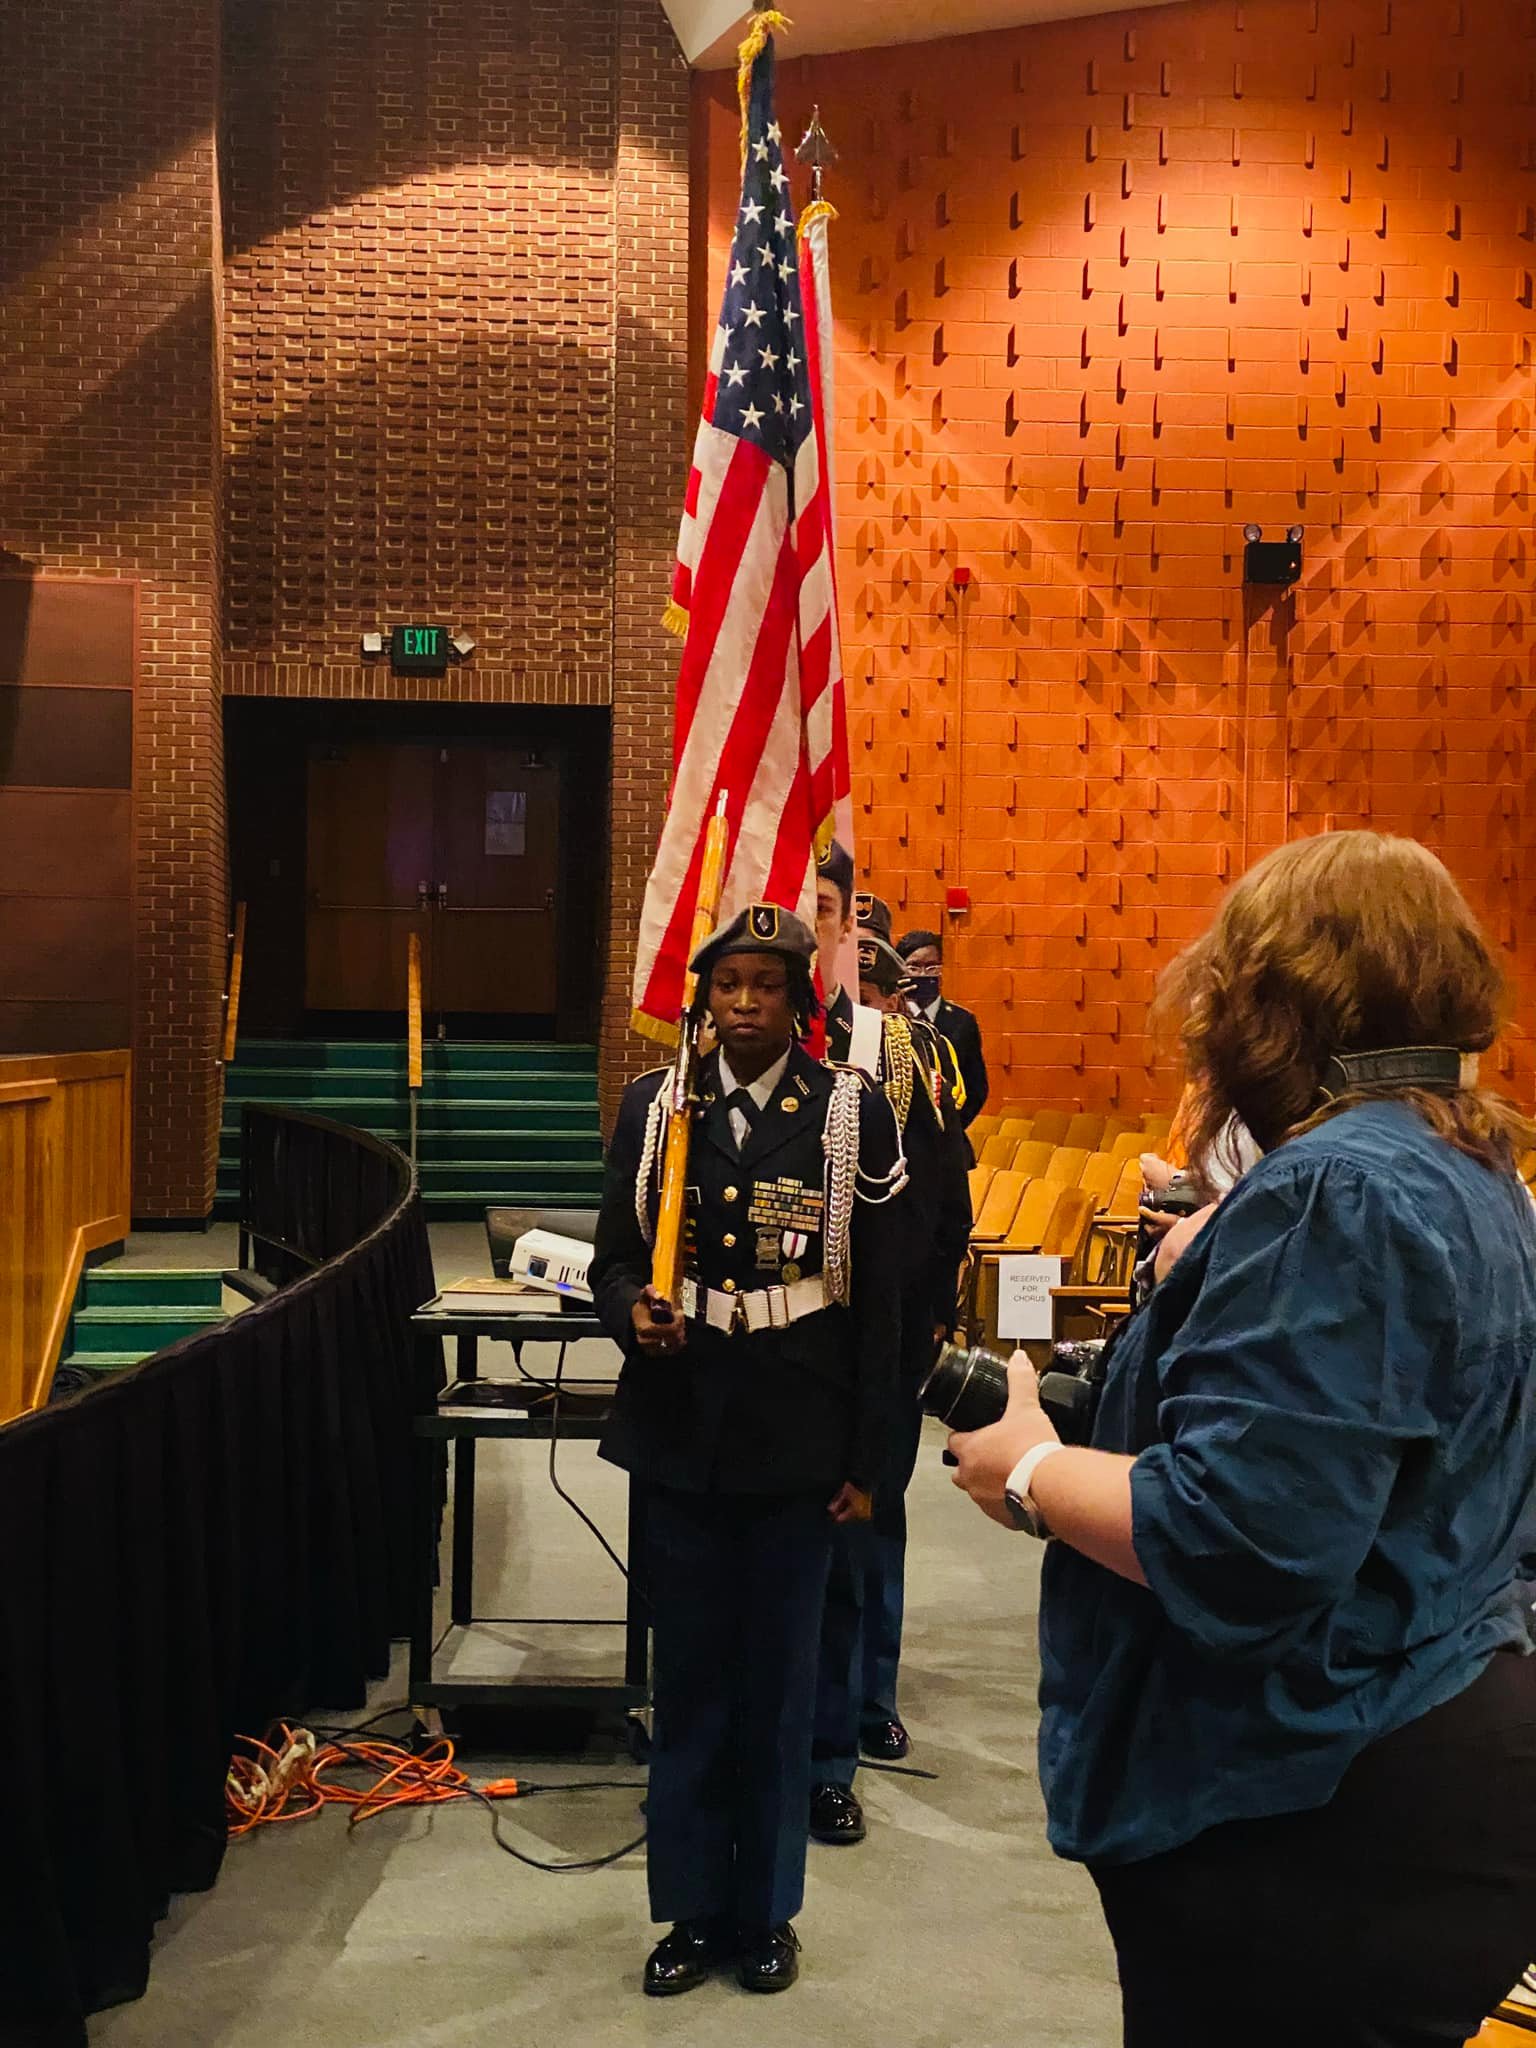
360, 630, 385, 656
1242, 523, 1304, 586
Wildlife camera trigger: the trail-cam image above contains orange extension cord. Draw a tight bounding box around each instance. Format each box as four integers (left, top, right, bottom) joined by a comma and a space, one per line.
226, 1724, 524, 1836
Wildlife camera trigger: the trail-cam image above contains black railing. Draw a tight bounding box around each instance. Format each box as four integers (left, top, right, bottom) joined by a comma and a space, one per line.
0, 1107, 441, 2047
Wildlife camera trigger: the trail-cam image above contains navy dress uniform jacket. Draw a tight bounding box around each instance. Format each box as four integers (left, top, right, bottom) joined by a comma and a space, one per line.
931, 996, 988, 1128
591, 1043, 904, 1499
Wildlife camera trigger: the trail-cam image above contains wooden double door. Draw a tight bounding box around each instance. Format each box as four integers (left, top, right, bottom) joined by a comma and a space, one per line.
305, 741, 560, 1018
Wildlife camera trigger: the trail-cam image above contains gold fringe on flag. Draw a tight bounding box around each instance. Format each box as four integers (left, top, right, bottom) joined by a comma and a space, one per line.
631, 1008, 682, 1049
661, 598, 689, 639
796, 197, 839, 235
738, 10, 793, 163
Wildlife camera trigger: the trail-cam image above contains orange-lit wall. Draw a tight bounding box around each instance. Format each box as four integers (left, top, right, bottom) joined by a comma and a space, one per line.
693, 0, 1536, 1108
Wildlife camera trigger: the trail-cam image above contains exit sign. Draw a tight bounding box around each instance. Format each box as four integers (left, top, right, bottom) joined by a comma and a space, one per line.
391, 624, 449, 673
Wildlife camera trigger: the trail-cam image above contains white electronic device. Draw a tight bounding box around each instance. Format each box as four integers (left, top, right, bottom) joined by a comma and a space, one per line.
510, 1228, 595, 1303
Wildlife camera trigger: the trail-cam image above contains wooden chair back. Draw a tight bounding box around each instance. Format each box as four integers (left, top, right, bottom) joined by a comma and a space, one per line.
1040, 1185, 1101, 1284
1043, 1145, 1089, 1186
1077, 1151, 1121, 1209
1062, 1111, 1106, 1151
1004, 1177, 1059, 1250
1106, 1129, 1148, 1169
1009, 1138, 1054, 1178
1106, 1159, 1145, 1218
968, 1163, 996, 1215
972, 1168, 1028, 1242
1029, 1107, 1072, 1146
1140, 1112, 1173, 1144
1101, 1114, 1144, 1143
998, 1116, 1034, 1141
979, 1133, 1014, 1169
968, 1113, 1000, 1146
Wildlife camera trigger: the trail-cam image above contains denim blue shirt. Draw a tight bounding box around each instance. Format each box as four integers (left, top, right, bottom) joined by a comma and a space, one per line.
1039, 1102, 1536, 1866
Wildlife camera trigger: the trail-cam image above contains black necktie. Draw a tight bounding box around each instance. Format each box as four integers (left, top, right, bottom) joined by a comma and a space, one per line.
725, 1089, 760, 1151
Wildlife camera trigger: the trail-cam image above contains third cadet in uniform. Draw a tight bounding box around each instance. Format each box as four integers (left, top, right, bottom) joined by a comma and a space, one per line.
591, 903, 905, 1997
808, 847, 973, 1843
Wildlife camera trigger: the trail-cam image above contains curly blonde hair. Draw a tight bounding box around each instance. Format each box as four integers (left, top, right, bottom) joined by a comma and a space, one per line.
1153, 831, 1535, 1172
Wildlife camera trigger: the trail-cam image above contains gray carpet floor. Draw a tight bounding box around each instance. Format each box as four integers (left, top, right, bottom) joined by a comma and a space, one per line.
89, 1224, 1120, 2046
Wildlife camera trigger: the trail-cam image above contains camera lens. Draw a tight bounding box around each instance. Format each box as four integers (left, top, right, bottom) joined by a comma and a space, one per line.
918, 1342, 1012, 1433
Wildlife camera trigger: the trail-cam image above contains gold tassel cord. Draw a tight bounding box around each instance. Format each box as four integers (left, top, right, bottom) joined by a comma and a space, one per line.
737, 10, 793, 164
796, 198, 839, 236
631, 1008, 682, 1050
661, 598, 689, 640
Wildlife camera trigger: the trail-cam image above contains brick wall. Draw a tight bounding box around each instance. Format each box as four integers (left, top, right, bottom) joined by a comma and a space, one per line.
1, 0, 225, 1217
221, 0, 688, 1124
696, 0, 1536, 1109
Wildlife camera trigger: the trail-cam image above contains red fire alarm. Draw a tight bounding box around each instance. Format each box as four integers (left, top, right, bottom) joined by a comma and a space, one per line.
946, 885, 971, 913
952, 566, 973, 590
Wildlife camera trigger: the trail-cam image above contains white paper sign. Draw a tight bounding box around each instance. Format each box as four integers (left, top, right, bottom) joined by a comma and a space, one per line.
996, 1255, 1064, 1342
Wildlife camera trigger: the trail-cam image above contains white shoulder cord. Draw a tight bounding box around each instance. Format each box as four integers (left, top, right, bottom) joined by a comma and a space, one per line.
822, 1070, 909, 1307
634, 1085, 668, 1248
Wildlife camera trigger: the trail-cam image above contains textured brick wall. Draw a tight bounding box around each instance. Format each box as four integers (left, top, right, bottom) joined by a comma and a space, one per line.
1, 0, 225, 1217
696, 0, 1536, 1109
221, 0, 688, 1123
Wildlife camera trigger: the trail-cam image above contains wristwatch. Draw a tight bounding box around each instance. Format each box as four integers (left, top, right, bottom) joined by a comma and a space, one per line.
1003, 1441, 1067, 1538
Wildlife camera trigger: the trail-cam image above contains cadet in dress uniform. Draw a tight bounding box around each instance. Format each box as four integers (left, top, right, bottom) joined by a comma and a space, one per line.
808, 847, 973, 1844
591, 903, 905, 1998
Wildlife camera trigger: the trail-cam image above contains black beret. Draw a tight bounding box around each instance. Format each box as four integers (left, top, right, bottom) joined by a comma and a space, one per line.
817, 838, 854, 900
691, 901, 816, 980
896, 928, 944, 960
856, 892, 892, 940
857, 931, 909, 994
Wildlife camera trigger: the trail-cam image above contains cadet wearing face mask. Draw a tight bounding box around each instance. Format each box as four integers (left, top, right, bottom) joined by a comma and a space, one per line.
894, 928, 988, 1130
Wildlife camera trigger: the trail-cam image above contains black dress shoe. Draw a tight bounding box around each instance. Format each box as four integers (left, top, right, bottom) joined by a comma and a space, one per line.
860, 1716, 910, 1762
643, 1918, 735, 1997
809, 1781, 866, 1844
737, 1921, 800, 1993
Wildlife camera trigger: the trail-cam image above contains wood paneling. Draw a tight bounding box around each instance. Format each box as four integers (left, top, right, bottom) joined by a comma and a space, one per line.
0, 685, 134, 787
0, 1049, 131, 1422
0, 792, 133, 897
0, 576, 135, 688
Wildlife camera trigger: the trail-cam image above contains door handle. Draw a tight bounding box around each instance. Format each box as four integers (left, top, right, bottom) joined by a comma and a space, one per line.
417, 880, 431, 910
544, 888, 554, 911
437, 882, 449, 910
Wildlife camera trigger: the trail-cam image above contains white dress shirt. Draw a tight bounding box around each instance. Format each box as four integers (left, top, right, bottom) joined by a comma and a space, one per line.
718, 1048, 790, 1151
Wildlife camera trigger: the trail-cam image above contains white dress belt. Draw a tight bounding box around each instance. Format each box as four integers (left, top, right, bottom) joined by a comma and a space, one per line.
679, 1274, 827, 1334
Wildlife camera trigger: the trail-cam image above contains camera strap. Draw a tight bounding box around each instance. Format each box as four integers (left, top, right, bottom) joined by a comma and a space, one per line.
1320, 1046, 1462, 1098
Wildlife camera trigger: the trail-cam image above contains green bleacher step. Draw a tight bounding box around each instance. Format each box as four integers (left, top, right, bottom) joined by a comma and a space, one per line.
83, 1268, 224, 1310
71, 1307, 227, 1354
233, 1040, 596, 1075
228, 1071, 596, 1104
414, 1161, 605, 1195
61, 1351, 160, 1375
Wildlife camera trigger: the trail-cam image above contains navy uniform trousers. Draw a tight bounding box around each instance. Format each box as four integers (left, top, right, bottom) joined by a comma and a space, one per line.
645, 1486, 833, 1927
812, 1392, 923, 1786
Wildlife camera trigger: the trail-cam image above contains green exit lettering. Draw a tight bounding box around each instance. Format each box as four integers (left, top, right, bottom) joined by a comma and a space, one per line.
391, 624, 448, 669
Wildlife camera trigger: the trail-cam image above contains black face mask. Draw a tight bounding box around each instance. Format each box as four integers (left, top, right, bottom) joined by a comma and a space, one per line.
910, 975, 940, 1010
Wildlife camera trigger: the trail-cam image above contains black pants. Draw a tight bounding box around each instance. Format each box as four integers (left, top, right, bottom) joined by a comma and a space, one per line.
1091, 1649, 1536, 2047
644, 1486, 832, 1929
813, 1394, 925, 1785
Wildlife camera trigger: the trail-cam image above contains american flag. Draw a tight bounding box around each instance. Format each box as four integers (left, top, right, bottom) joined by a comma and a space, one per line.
631, 28, 851, 1039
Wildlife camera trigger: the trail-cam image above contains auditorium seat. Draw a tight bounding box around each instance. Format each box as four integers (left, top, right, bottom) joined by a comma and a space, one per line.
967, 1113, 1000, 1146
1009, 1139, 1055, 1178
1077, 1151, 1121, 1208
1043, 1145, 1089, 1186
968, 1163, 996, 1214
1039, 1185, 1100, 1284
1029, 1108, 1072, 1146
1101, 1113, 1145, 1143
969, 1175, 1061, 1337
998, 1116, 1034, 1141
1062, 1111, 1106, 1151
979, 1133, 1014, 1169
1106, 1130, 1149, 1170
971, 1168, 1029, 1244
1140, 1113, 1173, 1144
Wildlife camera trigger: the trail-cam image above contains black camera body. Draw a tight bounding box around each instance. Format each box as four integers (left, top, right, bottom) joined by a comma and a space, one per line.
919, 1338, 1109, 1448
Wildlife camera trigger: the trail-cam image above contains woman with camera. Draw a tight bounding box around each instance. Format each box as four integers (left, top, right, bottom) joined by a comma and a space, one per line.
950, 832, 1536, 2048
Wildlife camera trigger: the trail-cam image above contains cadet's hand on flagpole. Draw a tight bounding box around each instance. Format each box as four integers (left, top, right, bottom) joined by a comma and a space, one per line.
633, 1284, 687, 1354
